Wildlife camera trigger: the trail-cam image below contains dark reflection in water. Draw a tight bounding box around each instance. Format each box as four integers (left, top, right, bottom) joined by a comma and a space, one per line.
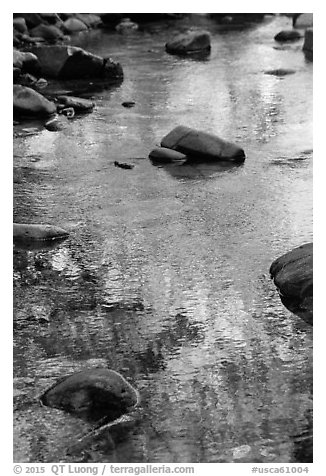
13, 15, 312, 463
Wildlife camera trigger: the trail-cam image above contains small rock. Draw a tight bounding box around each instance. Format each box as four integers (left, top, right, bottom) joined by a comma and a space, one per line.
122, 101, 136, 108
45, 115, 69, 131
264, 68, 296, 76
57, 95, 95, 113
116, 18, 139, 33
166, 30, 211, 55
114, 161, 134, 169
60, 107, 75, 118
274, 30, 302, 42
149, 147, 187, 163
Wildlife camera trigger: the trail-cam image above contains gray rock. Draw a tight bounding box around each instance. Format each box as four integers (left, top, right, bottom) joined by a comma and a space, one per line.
29, 23, 65, 41
40, 368, 140, 422
13, 223, 69, 242
294, 13, 313, 29
149, 147, 187, 162
161, 126, 245, 162
270, 243, 313, 324
13, 85, 56, 117
45, 115, 69, 131
274, 30, 302, 42
57, 95, 95, 113
116, 18, 139, 33
166, 30, 211, 55
63, 18, 88, 33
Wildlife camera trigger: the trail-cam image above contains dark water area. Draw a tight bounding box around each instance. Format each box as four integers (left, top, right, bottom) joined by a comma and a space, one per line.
13, 15, 312, 463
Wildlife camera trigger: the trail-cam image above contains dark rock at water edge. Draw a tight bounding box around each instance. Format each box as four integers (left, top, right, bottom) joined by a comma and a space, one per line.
28, 45, 123, 80
161, 126, 245, 162
303, 29, 313, 53
274, 30, 302, 42
40, 368, 140, 422
149, 147, 187, 163
13, 85, 56, 117
166, 30, 211, 55
13, 223, 69, 242
44, 114, 70, 131
270, 243, 313, 324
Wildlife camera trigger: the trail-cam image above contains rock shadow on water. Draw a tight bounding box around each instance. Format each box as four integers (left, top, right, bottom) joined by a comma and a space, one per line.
152, 159, 244, 181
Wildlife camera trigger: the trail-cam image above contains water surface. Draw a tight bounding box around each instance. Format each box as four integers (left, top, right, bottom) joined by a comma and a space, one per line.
13, 15, 312, 463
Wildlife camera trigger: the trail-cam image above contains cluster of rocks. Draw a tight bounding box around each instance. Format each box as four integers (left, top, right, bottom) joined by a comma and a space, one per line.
13, 13, 103, 47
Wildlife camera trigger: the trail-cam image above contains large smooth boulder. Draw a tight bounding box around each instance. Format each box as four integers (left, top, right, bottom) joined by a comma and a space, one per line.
161, 126, 245, 162
270, 243, 313, 324
303, 28, 313, 53
29, 45, 123, 80
166, 30, 211, 55
63, 18, 88, 33
13, 223, 69, 242
274, 30, 302, 42
40, 368, 140, 422
13, 85, 56, 116
29, 23, 65, 41
293, 13, 313, 29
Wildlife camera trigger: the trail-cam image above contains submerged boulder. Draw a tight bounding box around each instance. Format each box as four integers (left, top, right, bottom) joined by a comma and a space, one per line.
166, 30, 211, 55
13, 223, 69, 242
270, 243, 313, 324
274, 30, 302, 42
161, 126, 245, 162
13, 17, 28, 34
29, 45, 123, 80
40, 368, 140, 422
13, 85, 56, 117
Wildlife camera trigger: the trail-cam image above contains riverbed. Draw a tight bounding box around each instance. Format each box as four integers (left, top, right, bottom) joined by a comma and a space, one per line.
13, 15, 312, 463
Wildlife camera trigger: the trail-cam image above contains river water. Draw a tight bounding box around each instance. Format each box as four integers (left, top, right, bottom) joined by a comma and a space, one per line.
13, 15, 312, 463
